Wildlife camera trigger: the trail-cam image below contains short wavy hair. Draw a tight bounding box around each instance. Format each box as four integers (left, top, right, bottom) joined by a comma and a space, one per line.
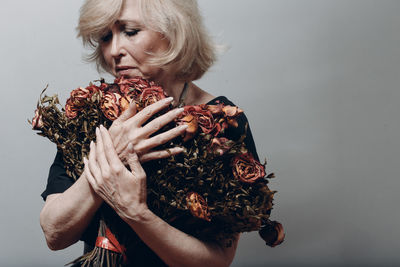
77, 0, 216, 81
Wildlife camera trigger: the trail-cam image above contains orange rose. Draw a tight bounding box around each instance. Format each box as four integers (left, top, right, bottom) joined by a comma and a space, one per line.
232, 153, 265, 183
101, 92, 122, 121
31, 108, 43, 130
186, 192, 211, 222
258, 221, 285, 247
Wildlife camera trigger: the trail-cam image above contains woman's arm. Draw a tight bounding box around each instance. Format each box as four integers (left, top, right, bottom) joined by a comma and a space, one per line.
40, 99, 186, 250
85, 126, 239, 267
40, 173, 103, 250
128, 210, 240, 267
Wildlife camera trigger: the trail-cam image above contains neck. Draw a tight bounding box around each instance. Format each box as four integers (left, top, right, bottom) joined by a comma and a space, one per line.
157, 78, 188, 107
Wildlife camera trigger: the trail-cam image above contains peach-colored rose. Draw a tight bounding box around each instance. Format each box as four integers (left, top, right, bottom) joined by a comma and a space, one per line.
101, 92, 122, 121
222, 106, 243, 128
177, 114, 199, 142
208, 137, 235, 156
31, 109, 43, 130
258, 221, 285, 247
232, 153, 265, 183
186, 192, 211, 222
206, 104, 224, 115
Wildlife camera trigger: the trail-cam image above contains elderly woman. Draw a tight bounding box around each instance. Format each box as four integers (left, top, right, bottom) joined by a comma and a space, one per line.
40, 0, 259, 266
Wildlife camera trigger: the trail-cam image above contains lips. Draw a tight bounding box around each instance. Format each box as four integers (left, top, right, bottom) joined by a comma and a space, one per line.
115, 66, 135, 76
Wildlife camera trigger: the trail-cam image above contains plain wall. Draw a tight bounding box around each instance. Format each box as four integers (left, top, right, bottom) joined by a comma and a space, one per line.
1, 0, 399, 266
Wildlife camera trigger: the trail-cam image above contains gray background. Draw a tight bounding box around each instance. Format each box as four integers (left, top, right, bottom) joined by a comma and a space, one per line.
1, 0, 399, 266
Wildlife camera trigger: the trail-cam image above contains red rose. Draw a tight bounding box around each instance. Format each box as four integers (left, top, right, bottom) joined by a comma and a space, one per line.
101, 92, 122, 121
65, 85, 100, 119
208, 137, 235, 156
138, 86, 167, 110
259, 221, 285, 247
115, 76, 151, 95
186, 192, 211, 222
69, 86, 98, 107
232, 153, 265, 183
181, 105, 216, 134
65, 98, 79, 119
31, 108, 43, 130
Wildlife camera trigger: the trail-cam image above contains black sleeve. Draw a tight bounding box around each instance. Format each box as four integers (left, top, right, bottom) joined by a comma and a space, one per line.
207, 96, 260, 162
41, 151, 74, 201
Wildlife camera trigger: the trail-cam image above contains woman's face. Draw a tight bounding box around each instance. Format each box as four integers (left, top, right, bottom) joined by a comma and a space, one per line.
100, 0, 170, 81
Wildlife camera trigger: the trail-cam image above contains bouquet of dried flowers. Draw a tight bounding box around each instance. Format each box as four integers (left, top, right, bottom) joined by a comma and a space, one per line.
31, 77, 284, 266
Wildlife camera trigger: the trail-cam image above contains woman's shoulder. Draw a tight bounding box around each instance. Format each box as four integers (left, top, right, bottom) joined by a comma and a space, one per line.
207, 96, 260, 161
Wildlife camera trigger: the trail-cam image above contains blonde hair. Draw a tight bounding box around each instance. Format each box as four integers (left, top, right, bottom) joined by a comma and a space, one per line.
77, 0, 216, 81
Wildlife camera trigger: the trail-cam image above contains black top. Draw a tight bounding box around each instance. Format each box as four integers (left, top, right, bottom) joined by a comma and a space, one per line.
41, 96, 259, 266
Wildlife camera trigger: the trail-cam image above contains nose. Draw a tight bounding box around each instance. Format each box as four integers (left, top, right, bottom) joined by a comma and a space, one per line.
110, 33, 125, 58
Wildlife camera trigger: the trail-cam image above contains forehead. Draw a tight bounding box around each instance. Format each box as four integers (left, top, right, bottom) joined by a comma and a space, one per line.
119, 0, 141, 22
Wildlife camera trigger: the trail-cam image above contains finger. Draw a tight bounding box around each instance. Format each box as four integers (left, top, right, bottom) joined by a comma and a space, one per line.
137, 124, 187, 152
99, 125, 124, 171
140, 147, 185, 163
141, 107, 185, 137
126, 143, 146, 178
95, 126, 111, 178
127, 97, 173, 127
84, 157, 99, 192
88, 141, 102, 180
117, 99, 137, 122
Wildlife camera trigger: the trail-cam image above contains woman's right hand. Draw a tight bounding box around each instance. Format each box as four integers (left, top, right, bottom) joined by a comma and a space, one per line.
107, 97, 187, 164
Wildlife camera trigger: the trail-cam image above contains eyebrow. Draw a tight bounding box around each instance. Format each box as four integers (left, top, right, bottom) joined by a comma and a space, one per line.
116, 19, 143, 27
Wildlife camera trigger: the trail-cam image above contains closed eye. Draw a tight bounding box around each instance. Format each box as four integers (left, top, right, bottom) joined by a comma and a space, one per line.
125, 29, 140, 37
100, 31, 112, 43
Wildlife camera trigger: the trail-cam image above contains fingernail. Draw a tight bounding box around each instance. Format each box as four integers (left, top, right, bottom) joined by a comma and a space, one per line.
90, 141, 93, 147
165, 97, 173, 102
176, 107, 184, 113
180, 124, 188, 129
95, 127, 99, 135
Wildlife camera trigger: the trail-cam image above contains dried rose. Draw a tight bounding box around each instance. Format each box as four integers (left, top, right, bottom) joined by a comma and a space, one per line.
101, 92, 122, 121
208, 137, 235, 156
259, 221, 285, 247
139, 86, 167, 110
222, 106, 243, 128
181, 105, 216, 135
232, 153, 265, 183
120, 96, 131, 114
116, 76, 151, 95
186, 192, 211, 222
31, 108, 43, 130
177, 114, 199, 142
65, 98, 79, 119
69, 86, 98, 107
206, 104, 224, 115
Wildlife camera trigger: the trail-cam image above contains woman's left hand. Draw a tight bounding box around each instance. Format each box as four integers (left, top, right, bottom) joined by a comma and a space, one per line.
84, 124, 148, 222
